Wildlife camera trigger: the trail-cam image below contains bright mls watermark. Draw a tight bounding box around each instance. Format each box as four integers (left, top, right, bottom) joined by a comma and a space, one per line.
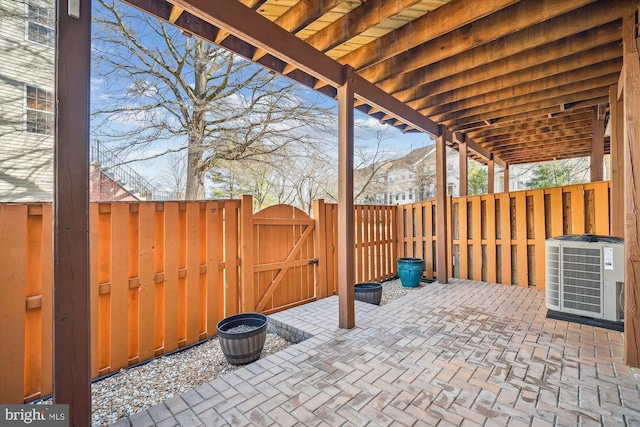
0, 405, 68, 427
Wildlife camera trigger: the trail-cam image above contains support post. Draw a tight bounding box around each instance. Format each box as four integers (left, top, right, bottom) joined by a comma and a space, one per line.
610, 85, 624, 237
459, 141, 468, 197
337, 65, 355, 329
591, 106, 605, 182
53, 0, 91, 424
240, 195, 255, 312
488, 155, 495, 194
436, 126, 450, 284
622, 8, 640, 368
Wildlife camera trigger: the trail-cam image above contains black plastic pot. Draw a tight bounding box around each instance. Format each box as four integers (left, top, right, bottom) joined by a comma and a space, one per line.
354, 282, 382, 305
216, 312, 268, 365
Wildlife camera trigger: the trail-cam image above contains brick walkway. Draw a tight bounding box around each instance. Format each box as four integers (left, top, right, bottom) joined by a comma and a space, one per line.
114, 279, 640, 426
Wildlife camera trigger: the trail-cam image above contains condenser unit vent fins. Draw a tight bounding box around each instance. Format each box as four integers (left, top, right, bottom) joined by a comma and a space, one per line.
562, 247, 601, 314
546, 246, 560, 308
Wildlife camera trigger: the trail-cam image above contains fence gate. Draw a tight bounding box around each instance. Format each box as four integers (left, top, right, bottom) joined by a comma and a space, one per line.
241, 201, 317, 314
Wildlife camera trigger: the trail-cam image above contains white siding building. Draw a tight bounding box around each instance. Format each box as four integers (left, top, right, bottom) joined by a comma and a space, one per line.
0, 0, 54, 201
355, 145, 462, 205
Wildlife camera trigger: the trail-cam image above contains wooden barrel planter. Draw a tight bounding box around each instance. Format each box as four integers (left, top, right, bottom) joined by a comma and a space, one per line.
216, 312, 268, 365
354, 282, 382, 305
397, 257, 424, 288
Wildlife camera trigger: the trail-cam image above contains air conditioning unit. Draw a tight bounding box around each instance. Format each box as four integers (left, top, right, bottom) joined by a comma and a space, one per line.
546, 234, 624, 323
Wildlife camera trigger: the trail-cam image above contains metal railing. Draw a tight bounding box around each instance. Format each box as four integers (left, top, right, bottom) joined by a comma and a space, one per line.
90, 142, 177, 200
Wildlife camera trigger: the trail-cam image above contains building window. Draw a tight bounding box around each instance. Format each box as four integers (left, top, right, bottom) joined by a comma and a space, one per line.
27, 1, 55, 48
25, 85, 54, 135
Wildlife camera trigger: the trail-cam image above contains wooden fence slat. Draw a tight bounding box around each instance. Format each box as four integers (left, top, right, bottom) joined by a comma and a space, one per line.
514, 192, 528, 287
593, 182, 610, 235
415, 203, 424, 275
364, 206, 371, 281
313, 200, 327, 300
547, 188, 564, 238
533, 190, 546, 289
110, 203, 130, 371
424, 202, 433, 278
240, 196, 255, 313
138, 203, 155, 361
356, 206, 363, 283
0, 205, 28, 403
40, 204, 53, 398
206, 202, 220, 337
370, 206, 377, 280
89, 204, 99, 378
97, 205, 111, 375
571, 185, 586, 234
224, 202, 240, 316
485, 196, 497, 284
154, 204, 165, 355
498, 193, 512, 285
163, 202, 180, 353
128, 205, 139, 365
25, 206, 43, 399
186, 203, 201, 343
472, 197, 482, 281
178, 205, 187, 346
458, 199, 468, 279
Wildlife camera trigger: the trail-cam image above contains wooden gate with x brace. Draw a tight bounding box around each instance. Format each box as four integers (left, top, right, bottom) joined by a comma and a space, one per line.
240, 196, 319, 314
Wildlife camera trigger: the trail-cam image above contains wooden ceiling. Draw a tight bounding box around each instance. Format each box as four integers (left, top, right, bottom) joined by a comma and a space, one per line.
123, 0, 633, 166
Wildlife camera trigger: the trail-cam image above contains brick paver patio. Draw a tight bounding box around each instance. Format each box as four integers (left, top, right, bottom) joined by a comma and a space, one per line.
114, 279, 640, 426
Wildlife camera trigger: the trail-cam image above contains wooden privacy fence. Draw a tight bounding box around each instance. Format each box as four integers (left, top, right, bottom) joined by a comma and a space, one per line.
397, 182, 612, 289
0, 182, 612, 402
0, 200, 241, 403
0, 197, 396, 403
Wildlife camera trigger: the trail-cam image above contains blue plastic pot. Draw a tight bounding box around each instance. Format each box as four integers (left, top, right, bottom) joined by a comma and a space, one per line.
397, 257, 423, 288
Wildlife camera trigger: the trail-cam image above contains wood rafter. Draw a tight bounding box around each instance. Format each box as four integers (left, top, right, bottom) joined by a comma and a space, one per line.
304, 0, 424, 53
434, 75, 618, 123
361, 0, 604, 85
449, 96, 609, 132
412, 57, 622, 114
337, 0, 519, 71
274, 0, 345, 34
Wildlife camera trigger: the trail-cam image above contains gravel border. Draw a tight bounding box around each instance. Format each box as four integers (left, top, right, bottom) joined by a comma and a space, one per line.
38, 277, 431, 426
380, 277, 429, 305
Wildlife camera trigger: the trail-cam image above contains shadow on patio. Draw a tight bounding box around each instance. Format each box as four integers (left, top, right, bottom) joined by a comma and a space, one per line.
115, 279, 640, 427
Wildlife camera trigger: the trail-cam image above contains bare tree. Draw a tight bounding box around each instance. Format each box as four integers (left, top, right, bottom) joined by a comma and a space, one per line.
92, 0, 332, 199
156, 153, 187, 199
349, 123, 401, 204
